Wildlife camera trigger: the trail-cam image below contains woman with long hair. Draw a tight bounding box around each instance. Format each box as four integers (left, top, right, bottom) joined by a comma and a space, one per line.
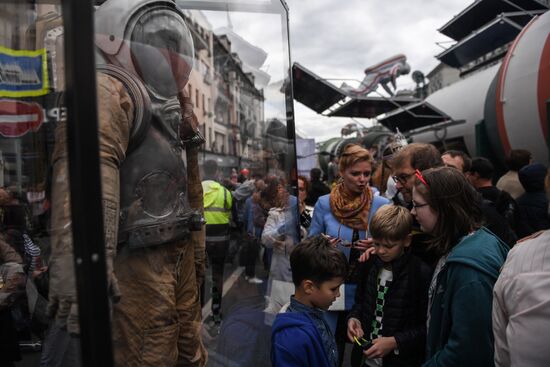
411, 167, 508, 367
261, 176, 299, 316
309, 144, 389, 365
250, 176, 281, 273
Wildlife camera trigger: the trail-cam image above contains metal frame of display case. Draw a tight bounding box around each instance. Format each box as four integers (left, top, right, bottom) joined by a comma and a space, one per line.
62, 0, 113, 365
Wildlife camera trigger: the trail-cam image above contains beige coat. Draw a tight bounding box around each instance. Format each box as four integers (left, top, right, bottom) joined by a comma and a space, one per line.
493, 230, 550, 367
496, 171, 525, 199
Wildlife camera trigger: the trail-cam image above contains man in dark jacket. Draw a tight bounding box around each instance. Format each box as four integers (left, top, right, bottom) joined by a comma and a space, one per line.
466, 157, 518, 245
516, 163, 550, 237
306, 168, 330, 206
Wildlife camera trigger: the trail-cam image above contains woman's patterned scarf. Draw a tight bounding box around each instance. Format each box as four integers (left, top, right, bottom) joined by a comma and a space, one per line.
329, 181, 373, 230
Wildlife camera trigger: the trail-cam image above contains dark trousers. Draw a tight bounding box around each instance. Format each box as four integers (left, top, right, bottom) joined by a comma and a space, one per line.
350, 343, 365, 367
0, 308, 21, 365
206, 240, 229, 315
240, 236, 260, 278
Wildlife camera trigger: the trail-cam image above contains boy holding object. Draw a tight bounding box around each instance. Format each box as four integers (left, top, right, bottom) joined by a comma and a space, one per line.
347, 205, 432, 367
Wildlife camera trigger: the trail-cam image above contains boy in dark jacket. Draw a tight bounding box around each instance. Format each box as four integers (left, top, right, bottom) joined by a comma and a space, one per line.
347, 205, 432, 367
271, 235, 348, 367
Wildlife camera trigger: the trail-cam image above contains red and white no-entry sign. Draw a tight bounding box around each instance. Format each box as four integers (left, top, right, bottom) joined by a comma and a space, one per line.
0, 99, 44, 137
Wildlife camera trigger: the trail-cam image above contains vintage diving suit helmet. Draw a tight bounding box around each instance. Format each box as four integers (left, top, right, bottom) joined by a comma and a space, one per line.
94, 0, 203, 249
95, 0, 194, 100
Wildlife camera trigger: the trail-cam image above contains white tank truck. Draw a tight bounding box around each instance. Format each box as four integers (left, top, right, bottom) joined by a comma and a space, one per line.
412, 11, 550, 167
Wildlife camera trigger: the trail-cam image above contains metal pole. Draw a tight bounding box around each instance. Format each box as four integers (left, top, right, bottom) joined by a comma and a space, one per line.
279, 2, 301, 238
61, 0, 114, 365
14, 139, 22, 193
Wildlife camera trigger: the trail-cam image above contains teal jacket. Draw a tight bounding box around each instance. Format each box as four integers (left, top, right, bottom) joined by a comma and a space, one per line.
423, 228, 508, 367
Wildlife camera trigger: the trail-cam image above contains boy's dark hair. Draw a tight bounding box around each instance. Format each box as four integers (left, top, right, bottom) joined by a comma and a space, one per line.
290, 235, 348, 287
442, 150, 472, 172
469, 157, 495, 179
370, 204, 413, 242
505, 149, 532, 171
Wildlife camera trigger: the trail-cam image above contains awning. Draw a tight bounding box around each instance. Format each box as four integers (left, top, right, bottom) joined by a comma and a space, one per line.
437, 14, 528, 68
438, 0, 548, 41
377, 101, 451, 133
328, 96, 418, 118
292, 62, 347, 113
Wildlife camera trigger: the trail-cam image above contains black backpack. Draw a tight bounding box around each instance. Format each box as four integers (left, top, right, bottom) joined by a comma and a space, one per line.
494, 190, 520, 232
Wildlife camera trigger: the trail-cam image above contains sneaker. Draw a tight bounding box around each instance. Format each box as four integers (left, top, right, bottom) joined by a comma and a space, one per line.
246, 277, 264, 284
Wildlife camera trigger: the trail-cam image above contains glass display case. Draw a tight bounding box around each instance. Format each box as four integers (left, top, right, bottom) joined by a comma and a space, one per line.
0, 1, 296, 366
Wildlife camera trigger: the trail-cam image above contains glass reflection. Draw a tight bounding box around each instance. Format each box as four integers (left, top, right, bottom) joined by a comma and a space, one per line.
0, 2, 76, 366
183, 3, 297, 366
2, 1, 295, 366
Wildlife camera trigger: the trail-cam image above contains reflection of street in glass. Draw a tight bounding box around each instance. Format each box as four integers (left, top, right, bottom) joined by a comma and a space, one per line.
201, 261, 273, 367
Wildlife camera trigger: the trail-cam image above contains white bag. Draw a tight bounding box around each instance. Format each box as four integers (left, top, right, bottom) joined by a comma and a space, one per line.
265, 279, 294, 315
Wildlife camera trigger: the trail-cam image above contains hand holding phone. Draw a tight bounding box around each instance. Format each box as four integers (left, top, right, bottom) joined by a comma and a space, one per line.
353, 336, 373, 350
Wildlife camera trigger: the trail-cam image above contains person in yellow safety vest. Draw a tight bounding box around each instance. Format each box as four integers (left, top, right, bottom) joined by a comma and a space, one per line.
202, 159, 233, 325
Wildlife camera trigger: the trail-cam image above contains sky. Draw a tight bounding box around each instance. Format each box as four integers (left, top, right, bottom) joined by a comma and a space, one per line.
198, 0, 470, 142
285, 0, 469, 141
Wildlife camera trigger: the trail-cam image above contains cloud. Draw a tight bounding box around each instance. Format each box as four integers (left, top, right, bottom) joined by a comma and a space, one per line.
195, 1, 469, 142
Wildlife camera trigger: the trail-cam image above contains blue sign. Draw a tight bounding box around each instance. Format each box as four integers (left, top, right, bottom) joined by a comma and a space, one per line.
0, 46, 49, 97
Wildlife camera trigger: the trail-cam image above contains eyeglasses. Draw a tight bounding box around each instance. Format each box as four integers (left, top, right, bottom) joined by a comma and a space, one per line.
298, 187, 306, 192
415, 169, 429, 187
392, 172, 415, 185
412, 201, 429, 209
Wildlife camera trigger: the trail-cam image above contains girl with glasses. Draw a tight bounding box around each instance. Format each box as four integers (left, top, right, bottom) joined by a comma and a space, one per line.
411, 167, 508, 367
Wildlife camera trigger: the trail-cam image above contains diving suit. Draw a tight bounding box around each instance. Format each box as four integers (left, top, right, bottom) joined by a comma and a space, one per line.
47, 0, 207, 365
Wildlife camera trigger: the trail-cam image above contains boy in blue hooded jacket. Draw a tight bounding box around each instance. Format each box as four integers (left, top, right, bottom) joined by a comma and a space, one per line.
271, 235, 348, 367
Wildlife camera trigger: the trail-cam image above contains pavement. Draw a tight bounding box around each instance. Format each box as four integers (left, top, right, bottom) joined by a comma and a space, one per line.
15, 247, 354, 367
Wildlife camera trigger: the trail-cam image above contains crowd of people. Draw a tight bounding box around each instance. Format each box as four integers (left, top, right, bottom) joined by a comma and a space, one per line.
271, 143, 550, 367
1, 140, 550, 367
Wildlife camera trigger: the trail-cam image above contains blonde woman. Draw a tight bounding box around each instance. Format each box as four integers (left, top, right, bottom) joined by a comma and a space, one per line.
309, 144, 389, 365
